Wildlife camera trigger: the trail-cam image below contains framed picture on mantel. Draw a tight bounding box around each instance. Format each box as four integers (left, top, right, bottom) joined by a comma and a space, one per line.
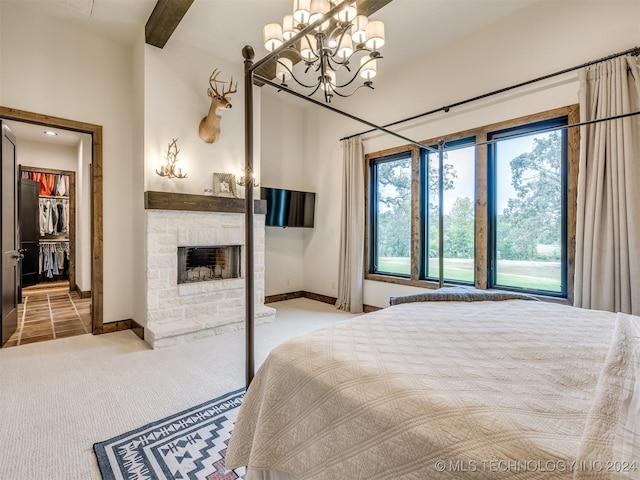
213, 173, 237, 198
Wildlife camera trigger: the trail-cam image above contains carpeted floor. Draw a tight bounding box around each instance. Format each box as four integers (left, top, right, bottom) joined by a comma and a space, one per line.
0, 298, 360, 480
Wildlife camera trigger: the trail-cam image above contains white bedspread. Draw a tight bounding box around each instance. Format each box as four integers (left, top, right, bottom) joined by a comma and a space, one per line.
226, 300, 638, 479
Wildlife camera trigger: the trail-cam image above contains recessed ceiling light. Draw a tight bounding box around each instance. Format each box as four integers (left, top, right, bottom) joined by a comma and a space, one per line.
44, 131, 58, 136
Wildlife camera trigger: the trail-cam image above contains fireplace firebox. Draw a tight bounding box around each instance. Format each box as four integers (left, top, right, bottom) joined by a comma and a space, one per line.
177, 245, 241, 284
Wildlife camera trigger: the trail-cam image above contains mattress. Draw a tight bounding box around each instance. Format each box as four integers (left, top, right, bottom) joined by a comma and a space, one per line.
226, 300, 640, 479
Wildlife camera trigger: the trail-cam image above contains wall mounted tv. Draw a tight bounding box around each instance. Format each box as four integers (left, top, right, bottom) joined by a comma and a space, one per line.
261, 186, 316, 228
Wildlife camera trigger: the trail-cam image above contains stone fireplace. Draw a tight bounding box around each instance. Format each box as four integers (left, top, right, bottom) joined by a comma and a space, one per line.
144, 192, 275, 348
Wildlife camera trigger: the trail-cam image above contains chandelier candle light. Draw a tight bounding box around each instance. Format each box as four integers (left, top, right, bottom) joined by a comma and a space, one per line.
263, 0, 385, 102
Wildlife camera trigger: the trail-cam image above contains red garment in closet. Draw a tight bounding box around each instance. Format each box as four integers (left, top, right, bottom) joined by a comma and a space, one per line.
37, 173, 56, 196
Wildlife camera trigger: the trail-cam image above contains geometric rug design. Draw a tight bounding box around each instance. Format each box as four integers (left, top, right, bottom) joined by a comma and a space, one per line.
93, 388, 245, 480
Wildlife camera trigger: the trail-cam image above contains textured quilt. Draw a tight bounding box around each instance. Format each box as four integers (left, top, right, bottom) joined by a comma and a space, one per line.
226, 300, 638, 479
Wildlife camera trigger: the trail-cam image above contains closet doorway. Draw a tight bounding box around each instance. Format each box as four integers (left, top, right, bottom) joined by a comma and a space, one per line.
21, 166, 76, 294
0, 106, 104, 347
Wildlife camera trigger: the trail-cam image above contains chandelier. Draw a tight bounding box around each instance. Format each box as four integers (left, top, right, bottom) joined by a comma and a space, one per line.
262, 0, 386, 103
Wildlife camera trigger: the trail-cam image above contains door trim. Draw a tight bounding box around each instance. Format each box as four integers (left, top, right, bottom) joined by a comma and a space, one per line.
0, 106, 104, 334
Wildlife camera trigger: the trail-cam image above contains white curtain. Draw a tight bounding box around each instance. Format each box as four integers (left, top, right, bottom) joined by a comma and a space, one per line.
336, 137, 365, 313
575, 55, 640, 315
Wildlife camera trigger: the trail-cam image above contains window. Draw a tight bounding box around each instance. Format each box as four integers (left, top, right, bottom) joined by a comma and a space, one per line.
421, 138, 476, 283
488, 118, 567, 296
365, 105, 578, 300
369, 152, 412, 277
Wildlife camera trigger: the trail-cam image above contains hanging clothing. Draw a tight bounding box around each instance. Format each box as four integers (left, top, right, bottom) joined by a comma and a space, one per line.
56, 202, 64, 233
55, 174, 67, 196
39, 242, 69, 279
24, 170, 72, 283
38, 197, 69, 236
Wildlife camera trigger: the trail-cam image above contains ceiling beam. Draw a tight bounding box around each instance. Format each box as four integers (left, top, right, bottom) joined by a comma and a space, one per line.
145, 0, 195, 49
254, 0, 394, 84
358, 0, 394, 17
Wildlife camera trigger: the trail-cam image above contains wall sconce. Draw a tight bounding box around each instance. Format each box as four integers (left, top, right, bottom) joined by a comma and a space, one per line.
156, 138, 187, 179
237, 168, 259, 187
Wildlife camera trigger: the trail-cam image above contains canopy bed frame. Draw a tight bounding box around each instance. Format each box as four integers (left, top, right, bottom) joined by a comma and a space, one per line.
241, 3, 639, 384
234, 1, 640, 477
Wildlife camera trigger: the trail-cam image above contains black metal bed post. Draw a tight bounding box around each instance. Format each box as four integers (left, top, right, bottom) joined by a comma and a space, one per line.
243, 45, 256, 389
437, 140, 445, 289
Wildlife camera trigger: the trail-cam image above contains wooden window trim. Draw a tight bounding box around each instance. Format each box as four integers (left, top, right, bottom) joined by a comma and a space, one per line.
364, 104, 579, 303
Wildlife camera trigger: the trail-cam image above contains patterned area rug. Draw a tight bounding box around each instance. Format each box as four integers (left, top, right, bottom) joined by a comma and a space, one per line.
94, 388, 245, 480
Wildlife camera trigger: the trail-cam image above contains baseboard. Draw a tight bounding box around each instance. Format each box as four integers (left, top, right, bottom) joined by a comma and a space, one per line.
130, 319, 145, 340
265, 291, 381, 313
69, 284, 91, 298
77, 289, 91, 299
302, 291, 338, 305
264, 291, 305, 303
364, 304, 382, 313
99, 319, 145, 340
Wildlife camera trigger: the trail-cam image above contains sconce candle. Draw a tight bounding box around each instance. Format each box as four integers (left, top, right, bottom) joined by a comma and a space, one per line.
156, 138, 187, 179
237, 168, 259, 187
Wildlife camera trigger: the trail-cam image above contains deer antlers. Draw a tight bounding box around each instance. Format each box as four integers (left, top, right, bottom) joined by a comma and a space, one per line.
199, 68, 238, 143
208, 68, 237, 99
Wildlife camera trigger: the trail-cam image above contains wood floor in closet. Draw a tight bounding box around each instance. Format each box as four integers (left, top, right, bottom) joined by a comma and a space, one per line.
3, 281, 91, 348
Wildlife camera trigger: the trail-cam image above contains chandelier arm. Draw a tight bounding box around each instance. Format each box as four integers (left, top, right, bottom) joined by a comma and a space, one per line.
308, 82, 324, 98
274, 59, 321, 89
332, 55, 377, 89
327, 24, 347, 45
326, 46, 379, 71
329, 82, 373, 98
325, 55, 350, 71
300, 35, 321, 63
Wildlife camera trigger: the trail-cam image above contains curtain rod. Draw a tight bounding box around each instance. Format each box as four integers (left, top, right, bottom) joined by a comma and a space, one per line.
340, 45, 640, 141
430, 110, 640, 154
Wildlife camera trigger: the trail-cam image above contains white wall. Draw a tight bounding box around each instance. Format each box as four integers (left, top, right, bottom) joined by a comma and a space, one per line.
17, 140, 77, 172
144, 40, 260, 197
132, 30, 147, 327
301, 0, 640, 308
260, 93, 309, 296
1, 2, 136, 323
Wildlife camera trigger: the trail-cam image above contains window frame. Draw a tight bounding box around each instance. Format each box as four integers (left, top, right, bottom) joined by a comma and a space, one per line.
487, 117, 569, 297
364, 105, 579, 303
368, 151, 413, 279
419, 136, 477, 284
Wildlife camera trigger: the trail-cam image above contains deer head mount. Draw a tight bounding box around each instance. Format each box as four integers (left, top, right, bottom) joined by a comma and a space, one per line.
198, 69, 237, 144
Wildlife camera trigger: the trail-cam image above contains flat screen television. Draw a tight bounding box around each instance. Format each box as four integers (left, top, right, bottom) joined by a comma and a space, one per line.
261, 186, 316, 228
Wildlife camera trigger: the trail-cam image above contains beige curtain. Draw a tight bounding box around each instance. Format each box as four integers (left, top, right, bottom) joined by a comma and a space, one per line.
336, 137, 365, 313
575, 55, 640, 315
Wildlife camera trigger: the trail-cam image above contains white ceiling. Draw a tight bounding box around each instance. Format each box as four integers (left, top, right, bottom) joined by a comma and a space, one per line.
5, 120, 86, 148
9, 0, 540, 67
5, 0, 540, 143
173, 0, 539, 72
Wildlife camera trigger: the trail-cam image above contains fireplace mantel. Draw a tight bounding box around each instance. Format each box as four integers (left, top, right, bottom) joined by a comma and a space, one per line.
144, 191, 266, 214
